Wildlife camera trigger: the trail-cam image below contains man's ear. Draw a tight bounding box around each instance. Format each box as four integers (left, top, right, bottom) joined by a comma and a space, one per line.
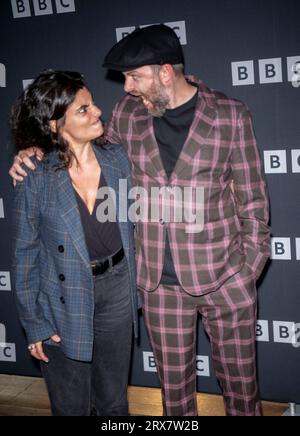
159, 64, 174, 85
49, 120, 57, 133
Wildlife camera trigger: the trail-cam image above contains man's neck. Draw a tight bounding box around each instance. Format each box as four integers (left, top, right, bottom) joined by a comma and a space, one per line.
167, 76, 197, 109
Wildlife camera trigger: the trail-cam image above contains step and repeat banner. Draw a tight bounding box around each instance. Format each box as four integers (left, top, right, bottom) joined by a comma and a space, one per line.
0, 0, 299, 404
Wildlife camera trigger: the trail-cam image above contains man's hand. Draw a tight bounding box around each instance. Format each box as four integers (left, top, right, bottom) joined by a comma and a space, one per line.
9, 147, 44, 186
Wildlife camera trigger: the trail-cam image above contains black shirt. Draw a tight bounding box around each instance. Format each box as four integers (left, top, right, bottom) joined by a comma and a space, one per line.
74, 171, 123, 261
153, 90, 198, 285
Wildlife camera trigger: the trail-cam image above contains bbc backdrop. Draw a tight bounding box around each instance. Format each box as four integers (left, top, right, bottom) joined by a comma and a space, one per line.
0, 0, 299, 404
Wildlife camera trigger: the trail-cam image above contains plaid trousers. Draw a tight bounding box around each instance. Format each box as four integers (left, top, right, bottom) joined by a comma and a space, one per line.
140, 263, 261, 416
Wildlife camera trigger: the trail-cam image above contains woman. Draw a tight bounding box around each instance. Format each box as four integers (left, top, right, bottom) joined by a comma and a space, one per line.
11, 70, 138, 416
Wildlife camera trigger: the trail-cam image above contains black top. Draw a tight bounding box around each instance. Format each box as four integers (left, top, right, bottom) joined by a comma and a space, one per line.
74, 171, 123, 261
153, 90, 198, 285
153, 90, 198, 178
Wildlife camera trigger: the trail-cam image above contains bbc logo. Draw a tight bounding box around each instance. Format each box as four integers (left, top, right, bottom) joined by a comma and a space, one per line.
271, 238, 300, 261
11, 0, 76, 18
0, 324, 16, 362
0, 272, 11, 291
273, 321, 299, 345
256, 320, 300, 345
256, 320, 270, 342
0, 344, 16, 362
264, 150, 300, 174
0, 199, 4, 218
143, 351, 210, 377
231, 56, 300, 86
0, 64, 6, 88
116, 21, 187, 45
0, 340, 16, 362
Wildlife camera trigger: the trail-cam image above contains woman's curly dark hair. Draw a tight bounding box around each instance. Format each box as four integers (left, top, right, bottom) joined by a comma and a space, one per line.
10, 69, 94, 168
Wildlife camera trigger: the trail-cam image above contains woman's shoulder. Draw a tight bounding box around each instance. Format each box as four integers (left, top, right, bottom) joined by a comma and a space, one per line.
96, 142, 125, 153
19, 151, 58, 187
14, 157, 44, 194
19, 155, 44, 181
94, 143, 129, 162
94, 143, 131, 179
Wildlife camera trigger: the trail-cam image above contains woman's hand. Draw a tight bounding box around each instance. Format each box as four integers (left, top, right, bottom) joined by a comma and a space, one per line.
9, 147, 44, 186
28, 334, 61, 363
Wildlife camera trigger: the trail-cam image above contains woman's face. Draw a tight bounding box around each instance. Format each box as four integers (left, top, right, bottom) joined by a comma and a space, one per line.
59, 87, 103, 146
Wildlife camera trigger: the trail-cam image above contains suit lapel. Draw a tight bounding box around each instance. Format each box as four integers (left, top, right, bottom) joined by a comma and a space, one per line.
93, 145, 129, 252
51, 155, 90, 269
93, 144, 119, 196
132, 105, 167, 184
170, 89, 217, 181
131, 83, 217, 184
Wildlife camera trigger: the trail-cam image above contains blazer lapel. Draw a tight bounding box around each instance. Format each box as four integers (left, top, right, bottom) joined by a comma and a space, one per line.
52, 157, 90, 269
170, 90, 217, 181
132, 105, 167, 184
93, 144, 119, 193
131, 83, 216, 184
93, 145, 129, 252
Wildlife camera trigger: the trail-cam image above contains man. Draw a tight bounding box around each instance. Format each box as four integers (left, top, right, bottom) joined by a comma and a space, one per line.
10, 25, 270, 416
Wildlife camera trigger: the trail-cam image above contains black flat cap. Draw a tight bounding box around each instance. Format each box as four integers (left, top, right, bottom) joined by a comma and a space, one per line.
103, 24, 184, 71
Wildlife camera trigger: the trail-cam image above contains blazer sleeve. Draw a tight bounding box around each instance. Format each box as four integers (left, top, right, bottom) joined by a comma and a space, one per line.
105, 101, 123, 145
231, 105, 271, 280
12, 168, 55, 344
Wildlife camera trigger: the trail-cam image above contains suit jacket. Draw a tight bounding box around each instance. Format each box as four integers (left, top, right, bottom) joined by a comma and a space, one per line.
106, 77, 271, 295
12, 144, 138, 361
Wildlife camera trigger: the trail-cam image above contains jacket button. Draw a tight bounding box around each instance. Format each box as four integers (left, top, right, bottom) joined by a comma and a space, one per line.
60, 296, 65, 304
58, 245, 64, 253
59, 274, 65, 281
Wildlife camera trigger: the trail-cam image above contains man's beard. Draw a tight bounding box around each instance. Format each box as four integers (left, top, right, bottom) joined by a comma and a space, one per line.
141, 81, 170, 118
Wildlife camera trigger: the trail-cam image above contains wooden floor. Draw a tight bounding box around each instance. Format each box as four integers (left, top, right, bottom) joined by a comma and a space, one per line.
0, 374, 288, 416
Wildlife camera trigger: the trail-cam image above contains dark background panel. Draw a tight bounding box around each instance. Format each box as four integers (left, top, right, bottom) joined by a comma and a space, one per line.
0, 0, 299, 402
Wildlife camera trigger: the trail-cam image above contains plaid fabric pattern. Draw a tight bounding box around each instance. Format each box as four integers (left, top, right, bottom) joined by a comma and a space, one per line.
140, 263, 261, 416
12, 144, 138, 362
106, 77, 271, 295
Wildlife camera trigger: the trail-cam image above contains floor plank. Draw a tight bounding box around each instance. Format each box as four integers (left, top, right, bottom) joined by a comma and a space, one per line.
0, 375, 288, 416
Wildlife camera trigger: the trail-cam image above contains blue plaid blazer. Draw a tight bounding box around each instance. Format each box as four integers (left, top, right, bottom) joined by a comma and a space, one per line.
12, 144, 138, 361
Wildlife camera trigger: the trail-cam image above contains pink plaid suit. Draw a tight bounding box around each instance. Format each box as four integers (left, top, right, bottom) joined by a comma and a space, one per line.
106, 77, 271, 416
